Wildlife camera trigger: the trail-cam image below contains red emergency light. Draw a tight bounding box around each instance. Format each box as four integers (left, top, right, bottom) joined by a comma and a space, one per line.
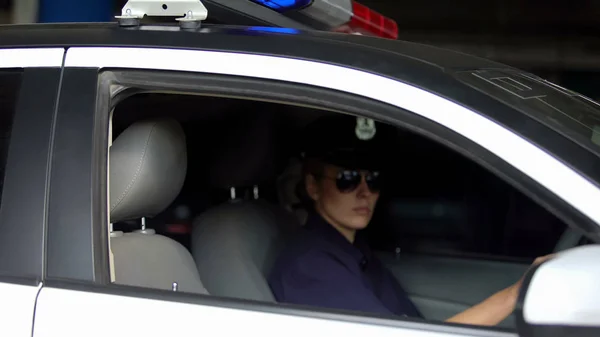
347, 1, 398, 39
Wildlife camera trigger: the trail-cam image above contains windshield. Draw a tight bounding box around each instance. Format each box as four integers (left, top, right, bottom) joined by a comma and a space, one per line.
454, 69, 600, 155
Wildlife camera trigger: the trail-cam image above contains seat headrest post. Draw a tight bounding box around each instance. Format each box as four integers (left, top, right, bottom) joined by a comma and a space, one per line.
133, 216, 156, 235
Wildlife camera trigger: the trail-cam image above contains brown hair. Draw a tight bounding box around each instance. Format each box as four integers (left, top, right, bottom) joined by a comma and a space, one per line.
301, 157, 325, 179
296, 157, 325, 209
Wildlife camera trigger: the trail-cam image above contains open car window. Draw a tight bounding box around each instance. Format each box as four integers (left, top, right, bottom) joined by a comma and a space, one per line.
102, 70, 592, 328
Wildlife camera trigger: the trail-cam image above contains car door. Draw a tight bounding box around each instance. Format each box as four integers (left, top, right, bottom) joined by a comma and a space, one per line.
0, 47, 64, 337
32, 45, 599, 337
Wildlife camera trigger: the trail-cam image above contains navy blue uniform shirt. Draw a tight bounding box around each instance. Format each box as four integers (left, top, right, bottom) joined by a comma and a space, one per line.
268, 212, 421, 318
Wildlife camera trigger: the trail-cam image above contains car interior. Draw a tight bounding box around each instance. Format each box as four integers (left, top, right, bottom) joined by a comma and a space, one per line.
107, 92, 589, 328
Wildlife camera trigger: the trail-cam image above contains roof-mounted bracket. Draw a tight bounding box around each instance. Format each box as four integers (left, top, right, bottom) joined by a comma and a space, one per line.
116, 0, 208, 30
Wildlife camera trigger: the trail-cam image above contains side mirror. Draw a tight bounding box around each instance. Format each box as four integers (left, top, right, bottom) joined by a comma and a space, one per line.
516, 245, 600, 337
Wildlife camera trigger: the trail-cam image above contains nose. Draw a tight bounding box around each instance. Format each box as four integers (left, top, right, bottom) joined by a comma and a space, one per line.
356, 174, 372, 198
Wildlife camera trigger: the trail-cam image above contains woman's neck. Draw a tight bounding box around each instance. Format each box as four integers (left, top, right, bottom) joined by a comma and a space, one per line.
315, 207, 356, 243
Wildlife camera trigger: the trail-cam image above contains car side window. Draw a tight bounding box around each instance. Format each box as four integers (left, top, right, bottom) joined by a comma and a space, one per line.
0, 71, 21, 204
366, 131, 568, 261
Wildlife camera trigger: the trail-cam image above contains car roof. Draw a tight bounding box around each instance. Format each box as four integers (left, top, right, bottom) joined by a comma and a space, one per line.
0, 23, 508, 72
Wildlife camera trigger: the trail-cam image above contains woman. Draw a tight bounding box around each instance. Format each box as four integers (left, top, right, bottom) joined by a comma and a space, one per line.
268, 115, 552, 326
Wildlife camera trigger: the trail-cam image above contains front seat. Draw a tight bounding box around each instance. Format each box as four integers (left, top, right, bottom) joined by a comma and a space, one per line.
191, 113, 299, 302
109, 118, 207, 294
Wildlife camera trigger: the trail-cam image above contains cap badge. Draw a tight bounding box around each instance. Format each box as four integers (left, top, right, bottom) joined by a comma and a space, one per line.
355, 117, 376, 140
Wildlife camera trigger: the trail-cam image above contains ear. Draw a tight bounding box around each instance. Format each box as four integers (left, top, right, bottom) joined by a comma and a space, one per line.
305, 174, 320, 201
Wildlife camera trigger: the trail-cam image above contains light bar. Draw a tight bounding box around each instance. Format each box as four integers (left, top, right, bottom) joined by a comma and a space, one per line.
252, 0, 399, 39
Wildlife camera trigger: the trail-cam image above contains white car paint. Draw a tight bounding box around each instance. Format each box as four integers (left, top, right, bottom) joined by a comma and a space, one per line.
0, 48, 64, 68
0, 282, 40, 337
32, 287, 513, 337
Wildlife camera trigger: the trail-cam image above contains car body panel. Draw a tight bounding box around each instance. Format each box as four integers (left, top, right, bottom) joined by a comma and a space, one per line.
0, 280, 40, 337
33, 283, 516, 337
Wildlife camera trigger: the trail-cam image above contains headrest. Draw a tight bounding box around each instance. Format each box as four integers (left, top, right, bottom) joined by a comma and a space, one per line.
301, 114, 392, 171
277, 158, 302, 209
208, 113, 277, 189
110, 118, 187, 223
276, 158, 309, 225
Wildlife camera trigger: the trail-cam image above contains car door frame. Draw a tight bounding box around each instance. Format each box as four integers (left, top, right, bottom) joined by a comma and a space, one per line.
34, 46, 599, 337
0, 47, 65, 337
63, 46, 600, 230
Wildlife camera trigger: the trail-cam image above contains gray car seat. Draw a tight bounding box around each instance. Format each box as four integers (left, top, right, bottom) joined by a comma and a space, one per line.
191, 113, 299, 302
110, 118, 207, 294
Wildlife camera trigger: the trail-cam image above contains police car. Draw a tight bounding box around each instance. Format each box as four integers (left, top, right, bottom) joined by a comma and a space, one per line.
0, 0, 599, 336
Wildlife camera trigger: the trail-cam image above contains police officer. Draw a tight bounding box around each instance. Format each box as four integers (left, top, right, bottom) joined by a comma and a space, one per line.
268, 114, 552, 326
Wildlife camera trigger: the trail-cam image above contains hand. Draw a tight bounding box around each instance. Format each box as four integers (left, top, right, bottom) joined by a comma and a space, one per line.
446, 253, 557, 326
531, 254, 556, 266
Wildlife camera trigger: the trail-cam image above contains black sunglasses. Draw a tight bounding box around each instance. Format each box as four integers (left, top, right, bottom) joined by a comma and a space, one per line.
326, 169, 381, 194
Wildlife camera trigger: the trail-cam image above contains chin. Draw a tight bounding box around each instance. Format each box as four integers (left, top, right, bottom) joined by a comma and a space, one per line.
346, 217, 371, 230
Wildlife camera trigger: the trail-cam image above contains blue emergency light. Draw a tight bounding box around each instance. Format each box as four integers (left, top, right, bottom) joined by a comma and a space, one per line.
251, 0, 312, 12
246, 27, 301, 34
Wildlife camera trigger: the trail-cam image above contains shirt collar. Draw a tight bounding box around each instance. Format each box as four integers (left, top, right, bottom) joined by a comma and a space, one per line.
305, 211, 372, 263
